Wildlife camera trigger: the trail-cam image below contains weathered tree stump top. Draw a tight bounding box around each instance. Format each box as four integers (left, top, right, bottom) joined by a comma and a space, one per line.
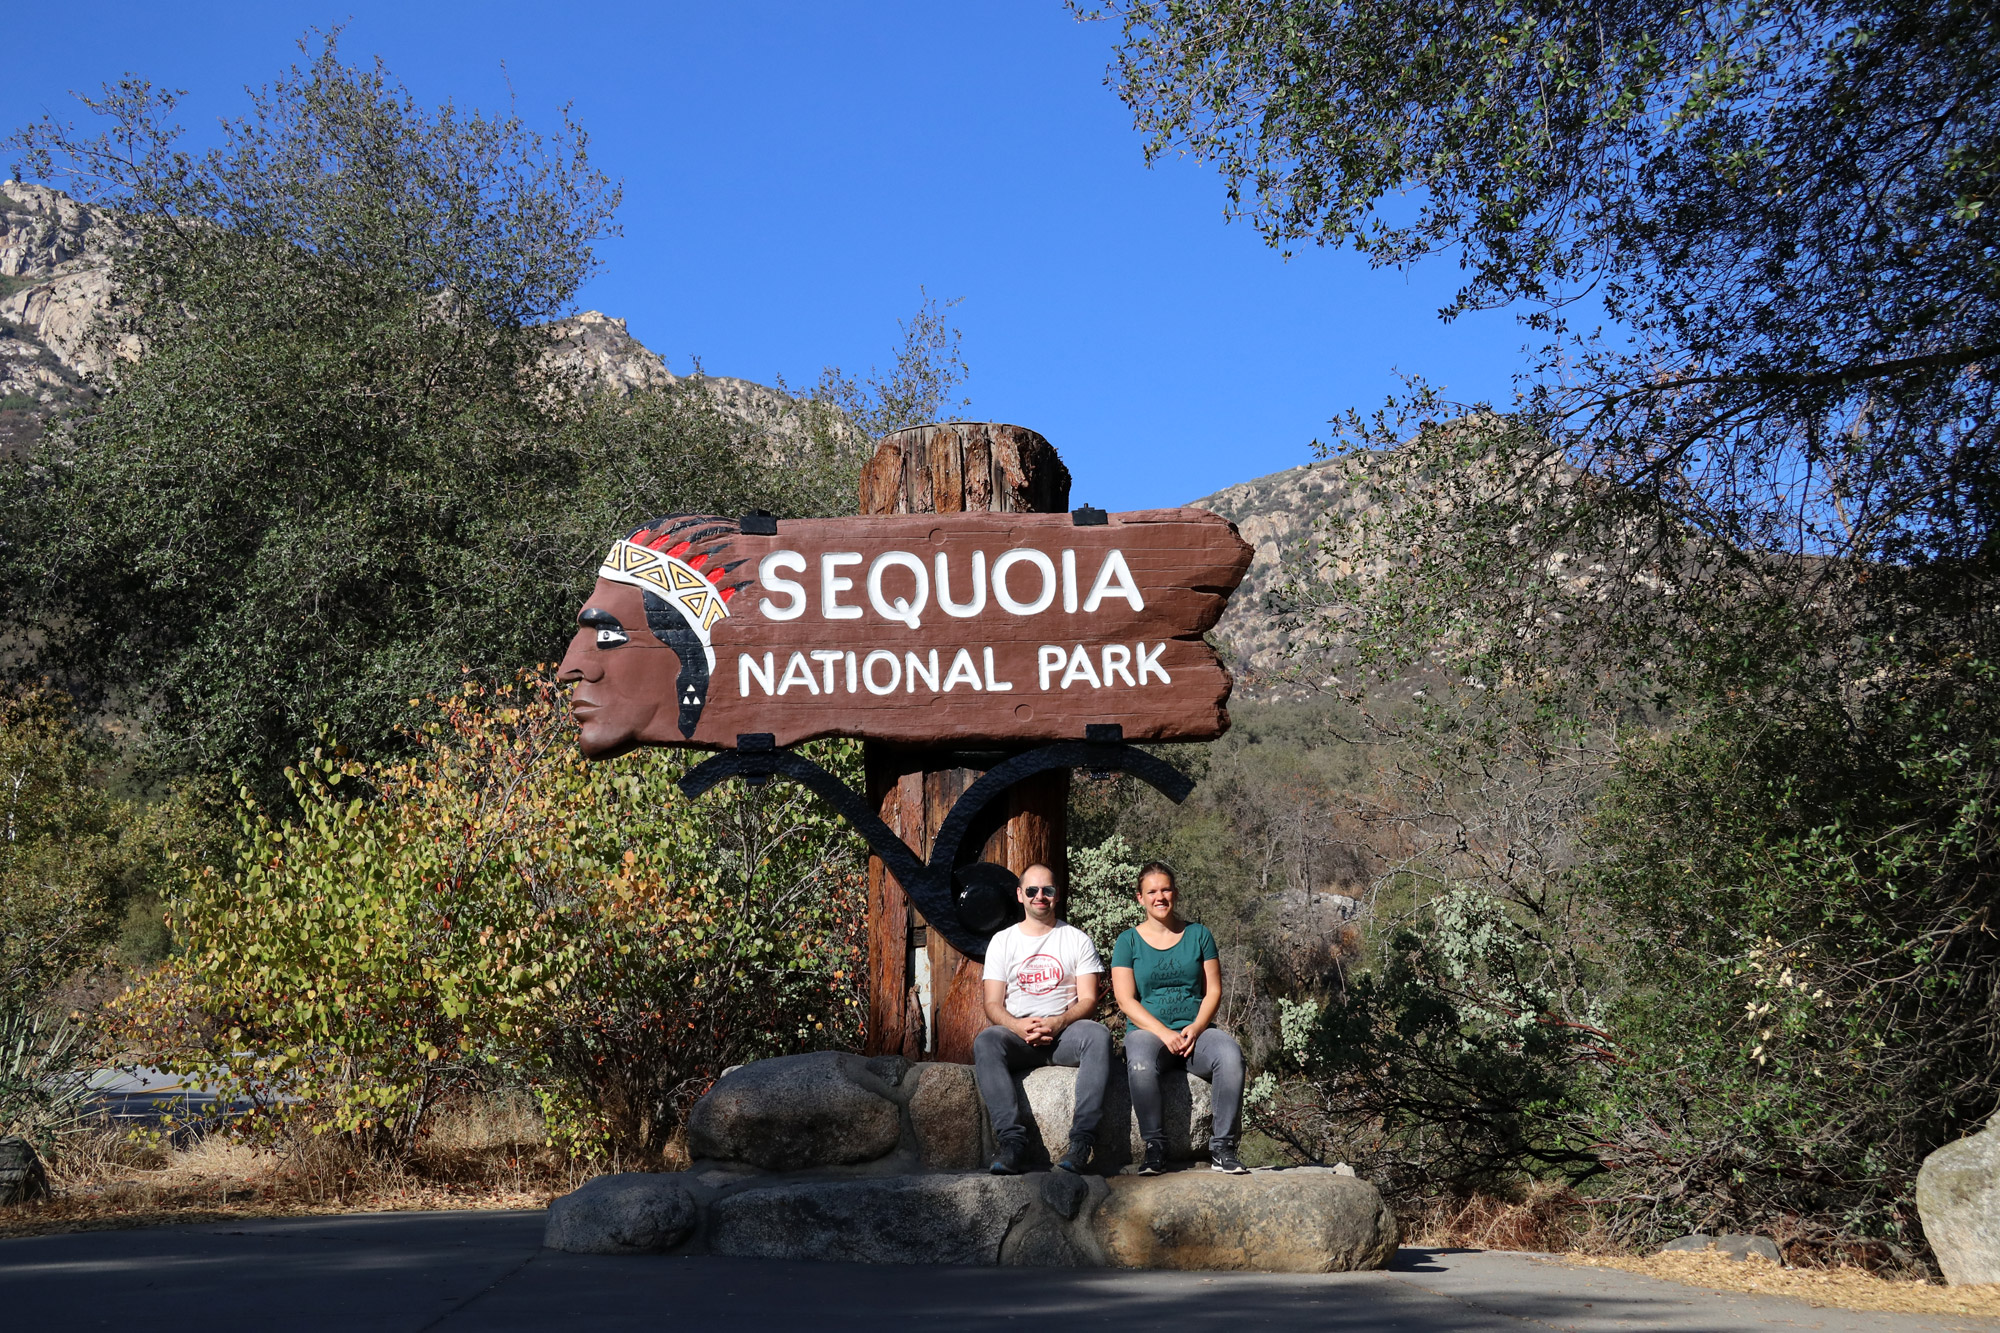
860, 422, 1071, 516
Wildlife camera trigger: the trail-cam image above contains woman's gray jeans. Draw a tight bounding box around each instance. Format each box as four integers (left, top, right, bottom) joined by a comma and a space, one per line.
1123, 1026, 1245, 1151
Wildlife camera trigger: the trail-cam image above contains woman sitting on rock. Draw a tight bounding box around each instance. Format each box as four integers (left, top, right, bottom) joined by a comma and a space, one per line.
1110, 861, 1249, 1175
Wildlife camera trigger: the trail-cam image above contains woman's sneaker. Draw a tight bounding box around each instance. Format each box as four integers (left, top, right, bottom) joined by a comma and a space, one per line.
1209, 1146, 1250, 1175
1137, 1142, 1167, 1175
1055, 1137, 1094, 1174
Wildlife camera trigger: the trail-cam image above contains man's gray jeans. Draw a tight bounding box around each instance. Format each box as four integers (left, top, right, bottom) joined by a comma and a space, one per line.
972, 1018, 1112, 1150
1124, 1026, 1245, 1151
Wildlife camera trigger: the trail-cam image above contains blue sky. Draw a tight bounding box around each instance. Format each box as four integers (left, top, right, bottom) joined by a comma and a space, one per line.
4, 2, 1533, 509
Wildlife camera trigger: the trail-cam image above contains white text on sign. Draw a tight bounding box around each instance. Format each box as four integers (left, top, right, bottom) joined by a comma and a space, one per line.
735, 643, 1172, 698
754, 549, 1146, 629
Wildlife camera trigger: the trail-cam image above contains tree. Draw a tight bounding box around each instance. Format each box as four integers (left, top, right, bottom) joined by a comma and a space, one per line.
1092, 1, 2000, 1248
1, 34, 839, 795
766, 287, 976, 517
798, 288, 973, 441
1094, 0, 1995, 600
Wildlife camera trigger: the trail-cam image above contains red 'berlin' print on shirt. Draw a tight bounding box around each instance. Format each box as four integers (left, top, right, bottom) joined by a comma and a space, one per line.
1016, 954, 1065, 996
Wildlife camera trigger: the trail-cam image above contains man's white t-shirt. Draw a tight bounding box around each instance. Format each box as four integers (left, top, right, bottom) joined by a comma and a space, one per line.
982, 922, 1104, 1019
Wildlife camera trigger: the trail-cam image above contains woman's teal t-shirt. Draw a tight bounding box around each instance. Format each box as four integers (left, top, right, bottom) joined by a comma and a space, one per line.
1112, 922, 1218, 1029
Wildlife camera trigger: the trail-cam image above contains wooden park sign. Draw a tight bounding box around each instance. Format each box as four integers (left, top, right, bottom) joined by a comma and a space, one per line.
563, 509, 1249, 755
560, 422, 1252, 1062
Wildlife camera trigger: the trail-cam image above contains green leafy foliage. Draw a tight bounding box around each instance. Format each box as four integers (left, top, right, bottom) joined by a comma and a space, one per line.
795, 289, 973, 441
1100, 1, 1998, 579
1070, 700, 1384, 1057
0, 688, 216, 1003
1578, 659, 2000, 1245
0, 688, 211, 1156
1065, 833, 1142, 958
1230, 692, 1619, 1190
1264, 889, 1609, 1192
120, 672, 867, 1160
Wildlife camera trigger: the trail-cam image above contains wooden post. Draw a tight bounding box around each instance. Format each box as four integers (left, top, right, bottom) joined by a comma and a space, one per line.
860, 423, 1071, 1064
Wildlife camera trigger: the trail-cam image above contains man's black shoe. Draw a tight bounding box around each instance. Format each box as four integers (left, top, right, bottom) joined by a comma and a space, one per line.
989, 1139, 1028, 1176
1137, 1141, 1167, 1175
1055, 1138, 1093, 1174
1209, 1145, 1250, 1175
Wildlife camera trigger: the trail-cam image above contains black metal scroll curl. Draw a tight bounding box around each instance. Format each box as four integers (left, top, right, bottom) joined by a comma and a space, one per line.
676, 727, 1195, 961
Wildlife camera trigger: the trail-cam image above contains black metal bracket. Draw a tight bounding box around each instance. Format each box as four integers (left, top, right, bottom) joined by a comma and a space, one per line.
677, 728, 1194, 960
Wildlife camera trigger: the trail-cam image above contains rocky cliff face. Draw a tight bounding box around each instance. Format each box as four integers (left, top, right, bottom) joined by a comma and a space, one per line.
1192, 434, 1647, 706
0, 181, 837, 456
1191, 460, 1367, 697
542, 308, 848, 455
0, 181, 131, 451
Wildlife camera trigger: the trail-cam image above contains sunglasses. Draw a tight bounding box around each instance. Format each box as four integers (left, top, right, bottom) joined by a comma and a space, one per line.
1022, 885, 1058, 899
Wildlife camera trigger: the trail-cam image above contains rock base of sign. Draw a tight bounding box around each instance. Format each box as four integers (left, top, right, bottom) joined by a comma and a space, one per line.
1095, 1168, 1398, 1272
545, 1052, 1396, 1272
681, 1050, 1212, 1177
545, 1162, 1396, 1273
1018, 1062, 1212, 1171
1659, 1234, 1784, 1265
1917, 1117, 2000, 1284
544, 1172, 698, 1254
686, 1051, 907, 1171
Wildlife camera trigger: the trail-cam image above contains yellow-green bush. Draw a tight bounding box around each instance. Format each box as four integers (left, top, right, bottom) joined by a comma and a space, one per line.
123, 673, 867, 1159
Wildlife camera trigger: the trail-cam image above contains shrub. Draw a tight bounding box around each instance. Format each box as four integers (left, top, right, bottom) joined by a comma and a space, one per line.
1578, 657, 2000, 1250
121, 672, 867, 1160
0, 687, 215, 1003
1256, 886, 1610, 1196
1250, 651, 2000, 1254
2, 37, 859, 801
0, 1006, 98, 1153
1065, 833, 1141, 958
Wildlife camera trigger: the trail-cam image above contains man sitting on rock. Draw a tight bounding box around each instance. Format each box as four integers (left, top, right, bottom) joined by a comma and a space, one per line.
974, 863, 1112, 1175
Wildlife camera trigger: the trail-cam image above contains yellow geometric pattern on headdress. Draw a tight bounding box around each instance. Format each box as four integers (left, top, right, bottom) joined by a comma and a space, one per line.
595, 539, 731, 668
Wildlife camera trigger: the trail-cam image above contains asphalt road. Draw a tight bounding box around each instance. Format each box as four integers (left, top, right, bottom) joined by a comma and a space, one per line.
2, 1209, 1992, 1332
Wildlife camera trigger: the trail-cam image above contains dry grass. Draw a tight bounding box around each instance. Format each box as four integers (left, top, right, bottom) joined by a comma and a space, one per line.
1403, 1182, 1593, 1253
1403, 1186, 2000, 1320
1563, 1251, 2000, 1320
1, 1092, 621, 1239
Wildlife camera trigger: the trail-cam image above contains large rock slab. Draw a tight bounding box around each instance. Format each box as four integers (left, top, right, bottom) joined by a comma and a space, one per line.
543, 1172, 697, 1255
1093, 1168, 1398, 1273
687, 1051, 902, 1171
1918, 1122, 2000, 1283
908, 1063, 985, 1170
709, 1174, 1039, 1265
1020, 1064, 1211, 1169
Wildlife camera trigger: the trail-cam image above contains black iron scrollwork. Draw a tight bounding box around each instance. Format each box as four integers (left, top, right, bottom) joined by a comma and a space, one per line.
677, 726, 1194, 960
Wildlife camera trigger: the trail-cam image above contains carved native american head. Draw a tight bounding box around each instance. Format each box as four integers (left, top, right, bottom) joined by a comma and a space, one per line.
557, 515, 756, 757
